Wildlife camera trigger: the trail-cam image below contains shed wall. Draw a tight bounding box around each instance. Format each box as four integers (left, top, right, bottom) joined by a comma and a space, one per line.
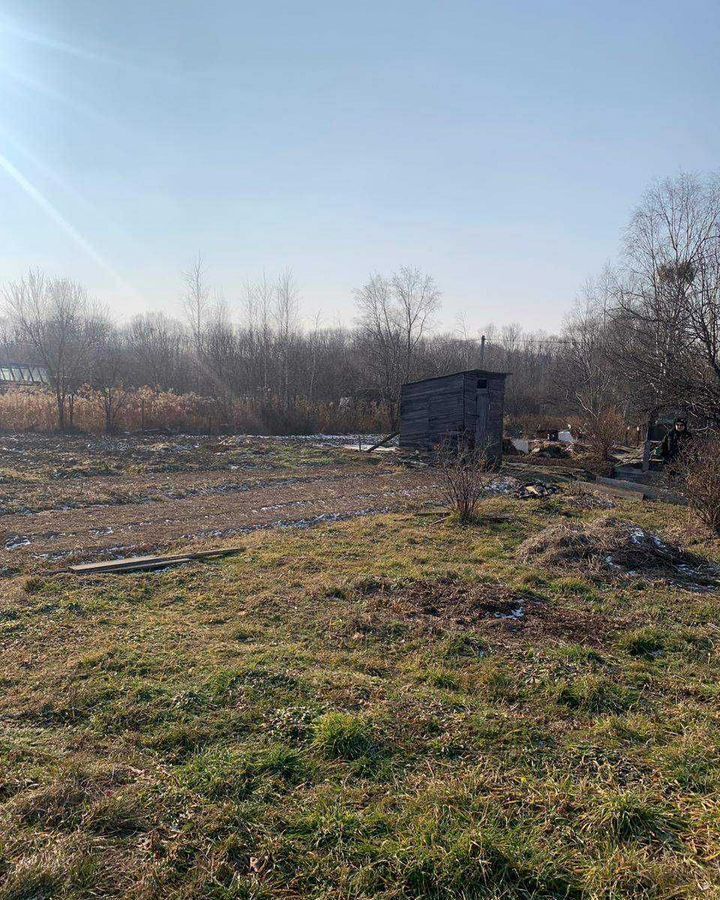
399, 374, 465, 449
399, 371, 507, 460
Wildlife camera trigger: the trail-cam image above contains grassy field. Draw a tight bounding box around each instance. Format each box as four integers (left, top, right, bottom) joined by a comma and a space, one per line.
1, 488, 719, 898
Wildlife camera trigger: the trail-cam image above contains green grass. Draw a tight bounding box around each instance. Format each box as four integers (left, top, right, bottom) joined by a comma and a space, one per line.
1, 495, 719, 898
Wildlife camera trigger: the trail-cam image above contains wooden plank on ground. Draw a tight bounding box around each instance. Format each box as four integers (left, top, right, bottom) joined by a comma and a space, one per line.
365, 432, 399, 452
577, 480, 645, 501
596, 476, 648, 494
68, 546, 243, 575
88, 557, 194, 574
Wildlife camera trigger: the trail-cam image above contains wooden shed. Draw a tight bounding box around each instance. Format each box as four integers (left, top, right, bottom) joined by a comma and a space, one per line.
399, 369, 509, 461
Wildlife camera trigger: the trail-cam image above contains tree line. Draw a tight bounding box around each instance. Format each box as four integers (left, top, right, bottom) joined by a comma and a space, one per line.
2, 171, 719, 437
0, 262, 564, 434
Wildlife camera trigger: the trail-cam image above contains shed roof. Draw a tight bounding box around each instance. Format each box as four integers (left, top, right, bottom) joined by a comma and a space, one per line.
403, 369, 510, 387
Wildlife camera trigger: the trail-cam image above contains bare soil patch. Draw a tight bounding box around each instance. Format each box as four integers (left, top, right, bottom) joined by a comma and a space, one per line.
0, 434, 435, 575
353, 578, 617, 647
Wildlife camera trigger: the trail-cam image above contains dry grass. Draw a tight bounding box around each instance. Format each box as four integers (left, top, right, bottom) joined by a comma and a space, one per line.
0, 386, 391, 435
0, 451, 719, 898
518, 514, 717, 585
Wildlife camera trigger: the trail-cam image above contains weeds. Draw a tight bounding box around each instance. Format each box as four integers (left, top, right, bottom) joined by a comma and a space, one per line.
678, 435, 720, 533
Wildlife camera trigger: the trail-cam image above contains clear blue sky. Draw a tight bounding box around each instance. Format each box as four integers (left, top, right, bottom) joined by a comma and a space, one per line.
1, 0, 718, 332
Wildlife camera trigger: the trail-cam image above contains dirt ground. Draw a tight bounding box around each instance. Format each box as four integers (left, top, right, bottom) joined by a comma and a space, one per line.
0, 434, 437, 575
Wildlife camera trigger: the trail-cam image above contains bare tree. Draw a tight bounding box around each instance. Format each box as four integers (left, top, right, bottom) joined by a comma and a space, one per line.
243, 273, 276, 398
355, 273, 399, 409
4, 270, 98, 430
392, 266, 440, 384
356, 267, 440, 422
183, 253, 210, 358
126, 312, 190, 391
274, 268, 299, 407
90, 321, 132, 433
559, 274, 624, 415
613, 173, 720, 422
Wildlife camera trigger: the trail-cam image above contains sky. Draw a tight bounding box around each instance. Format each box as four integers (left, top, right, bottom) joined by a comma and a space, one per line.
0, 0, 718, 333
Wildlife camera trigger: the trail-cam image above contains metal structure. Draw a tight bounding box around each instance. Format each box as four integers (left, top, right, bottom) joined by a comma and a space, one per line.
0, 363, 49, 387
399, 369, 509, 462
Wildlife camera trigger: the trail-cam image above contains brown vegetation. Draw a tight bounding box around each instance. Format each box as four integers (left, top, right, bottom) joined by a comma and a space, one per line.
678, 436, 720, 534
518, 515, 717, 584
0, 387, 392, 435
433, 440, 492, 523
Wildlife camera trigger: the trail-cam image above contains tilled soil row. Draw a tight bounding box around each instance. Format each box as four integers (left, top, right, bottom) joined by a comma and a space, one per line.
1, 466, 435, 574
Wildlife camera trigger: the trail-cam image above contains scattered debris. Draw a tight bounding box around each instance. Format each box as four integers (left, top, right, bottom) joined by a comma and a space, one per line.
349, 578, 616, 647
364, 579, 536, 631
364, 432, 400, 453
515, 481, 561, 500
531, 441, 571, 459
510, 438, 530, 454
483, 476, 521, 496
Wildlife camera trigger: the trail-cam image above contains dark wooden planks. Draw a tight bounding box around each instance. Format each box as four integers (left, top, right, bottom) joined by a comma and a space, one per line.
400, 370, 508, 458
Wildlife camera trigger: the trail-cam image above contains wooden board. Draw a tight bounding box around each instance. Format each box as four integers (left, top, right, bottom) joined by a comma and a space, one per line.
68, 546, 243, 575
577, 480, 645, 500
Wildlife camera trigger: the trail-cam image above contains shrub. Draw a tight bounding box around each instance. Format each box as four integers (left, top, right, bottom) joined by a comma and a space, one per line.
584, 407, 626, 473
678, 436, 720, 534
433, 439, 492, 524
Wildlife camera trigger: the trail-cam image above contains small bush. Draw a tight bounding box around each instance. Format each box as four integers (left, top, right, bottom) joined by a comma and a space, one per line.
679, 436, 720, 533
583, 407, 626, 473
313, 712, 374, 760
433, 439, 492, 524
